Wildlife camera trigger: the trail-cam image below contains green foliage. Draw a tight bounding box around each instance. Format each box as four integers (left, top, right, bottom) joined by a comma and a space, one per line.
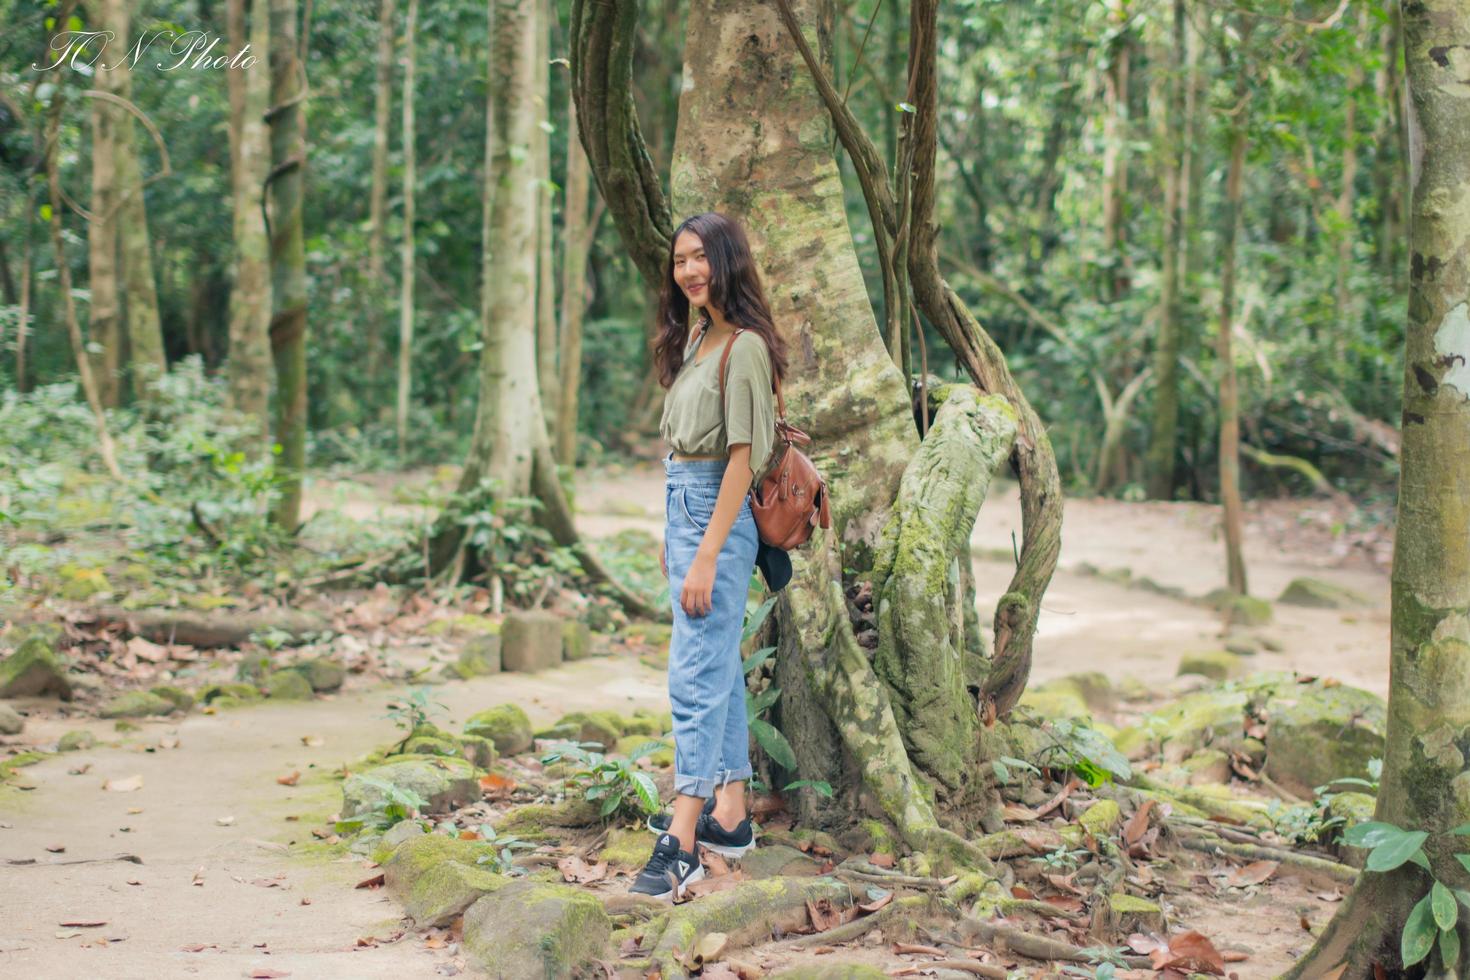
473, 824, 536, 874
1268, 757, 1380, 845
539, 741, 661, 820
1340, 819, 1470, 972
335, 777, 429, 833
383, 688, 448, 733
1035, 718, 1132, 786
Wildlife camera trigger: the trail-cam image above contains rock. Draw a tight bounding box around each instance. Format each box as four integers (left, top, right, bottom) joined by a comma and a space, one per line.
0, 702, 23, 735
0, 633, 73, 700
457, 733, 498, 769
1181, 748, 1232, 785
561, 620, 593, 662
1078, 799, 1121, 837
614, 733, 672, 767
1329, 791, 1377, 864
1263, 682, 1386, 797
1108, 893, 1166, 933
1176, 651, 1242, 681
264, 670, 314, 700
381, 819, 427, 850
495, 798, 602, 834
149, 685, 195, 713
739, 844, 824, 878
199, 682, 262, 706
1279, 577, 1369, 609
99, 690, 175, 718
117, 607, 329, 648
399, 735, 461, 758
500, 611, 564, 672
598, 827, 654, 870
1018, 684, 1091, 722
462, 880, 611, 979
341, 755, 485, 817
57, 730, 95, 752
1111, 688, 1249, 763
295, 657, 346, 692
464, 704, 533, 756
1205, 589, 1273, 627
1223, 634, 1261, 656
623, 711, 664, 736
424, 614, 501, 637
442, 635, 501, 679
547, 710, 623, 750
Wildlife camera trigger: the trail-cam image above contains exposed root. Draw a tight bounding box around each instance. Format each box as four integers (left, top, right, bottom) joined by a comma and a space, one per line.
788, 894, 930, 948
958, 916, 1155, 970
1175, 829, 1358, 885
836, 857, 959, 890
1121, 775, 1274, 829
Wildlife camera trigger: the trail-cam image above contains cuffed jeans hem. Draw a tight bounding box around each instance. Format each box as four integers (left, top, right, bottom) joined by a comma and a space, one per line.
673, 773, 721, 798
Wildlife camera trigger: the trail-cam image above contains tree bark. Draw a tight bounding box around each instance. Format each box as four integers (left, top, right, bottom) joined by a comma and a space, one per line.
266, 0, 310, 528
1100, 2, 1132, 300
111, 0, 168, 398
366, 0, 396, 379
1216, 64, 1250, 598
1285, 2, 1470, 973
226, 0, 274, 448
555, 74, 594, 466
396, 0, 418, 460
535, 0, 559, 434
1145, 0, 1187, 501
88, 2, 123, 408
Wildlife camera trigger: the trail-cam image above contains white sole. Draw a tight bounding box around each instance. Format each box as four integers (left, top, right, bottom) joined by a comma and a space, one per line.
700, 836, 757, 859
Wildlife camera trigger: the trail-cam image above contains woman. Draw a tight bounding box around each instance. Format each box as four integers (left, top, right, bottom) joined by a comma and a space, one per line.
629, 211, 788, 901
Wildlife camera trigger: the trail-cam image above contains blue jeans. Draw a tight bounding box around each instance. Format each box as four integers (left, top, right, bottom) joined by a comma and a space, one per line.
663, 451, 759, 798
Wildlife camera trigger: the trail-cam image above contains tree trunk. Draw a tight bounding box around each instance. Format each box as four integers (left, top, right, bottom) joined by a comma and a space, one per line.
366, 0, 396, 378
111, 0, 168, 398
555, 76, 594, 466
396, 0, 418, 460
535, 0, 559, 435
1333, 5, 1367, 335
226, 0, 273, 448
88, 3, 123, 408
267, 0, 310, 528
1216, 35, 1250, 597
1285, 3, 1470, 974
15, 226, 32, 393
1100, 3, 1132, 300
1145, 0, 1187, 501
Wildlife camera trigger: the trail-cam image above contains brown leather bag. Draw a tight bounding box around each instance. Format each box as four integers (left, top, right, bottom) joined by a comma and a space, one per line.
717, 328, 832, 550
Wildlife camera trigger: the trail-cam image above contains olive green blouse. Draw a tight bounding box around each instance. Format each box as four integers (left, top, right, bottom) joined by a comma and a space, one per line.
659, 326, 778, 483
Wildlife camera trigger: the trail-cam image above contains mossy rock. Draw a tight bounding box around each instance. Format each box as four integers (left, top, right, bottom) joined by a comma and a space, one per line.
739, 843, 824, 878
396, 857, 508, 928
1181, 748, 1232, 785
442, 635, 501, 679
1279, 577, 1369, 609
462, 880, 611, 979
264, 669, 314, 700
149, 685, 195, 713
598, 827, 654, 869
622, 711, 664, 736
1205, 589, 1273, 627
1108, 893, 1166, 933
1263, 682, 1386, 798
0, 702, 23, 735
1177, 650, 1243, 681
500, 611, 565, 673
293, 657, 346, 692
200, 681, 262, 706
561, 620, 593, 662
1078, 799, 1121, 837
768, 965, 891, 980
1328, 791, 1377, 864
546, 710, 623, 750
495, 797, 602, 834
424, 614, 502, 637
383, 832, 498, 892
99, 690, 175, 718
464, 704, 533, 755
398, 735, 460, 759
625, 622, 673, 649
341, 755, 484, 817
1111, 688, 1249, 763
57, 730, 96, 752
614, 734, 672, 768
457, 733, 497, 769
0, 632, 73, 700
58, 563, 113, 601
1018, 685, 1091, 722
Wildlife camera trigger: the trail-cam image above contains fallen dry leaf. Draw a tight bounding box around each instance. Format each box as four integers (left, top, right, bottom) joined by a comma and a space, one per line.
868, 852, 895, 869
1001, 804, 1039, 822
1149, 930, 1225, 975
58, 920, 106, 928
103, 775, 143, 793
857, 890, 894, 914
191, 867, 205, 886
355, 873, 386, 890
557, 855, 607, 884
1225, 860, 1278, 888
276, 771, 300, 787
682, 932, 728, 970
67, 764, 91, 776
479, 772, 516, 799
126, 807, 142, 814
127, 637, 169, 663
158, 736, 180, 750
301, 735, 324, 748
702, 852, 731, 877
247, 970, 290, 978
45, 844, 65, 853
1124, 799, 1157, 848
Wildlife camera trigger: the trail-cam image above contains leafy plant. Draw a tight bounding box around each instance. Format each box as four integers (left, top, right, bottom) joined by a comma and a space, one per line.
540, 741, 661, 819
739, 595, 801, 773
1032, 843, 1090, 873
473, 824, 536, 874
1269, 758, 1381, 845
1341, 818, 1470, 971
384, 687, 447, 733
992, 754, 1043, 790
335, 777, 428, 833
1037, 718, 1132, 786
783, 779, 834, 799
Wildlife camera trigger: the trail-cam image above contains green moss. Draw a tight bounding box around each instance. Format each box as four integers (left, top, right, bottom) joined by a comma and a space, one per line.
1017, 686, 1091, 722
264, 670, 313, 700
1078, 799, 1121, 837
1177, 650, 1242, 681
613, 734, 672, 767
546, 711, 620, 750
496, 798, 601, 834
149, 685, 195, 713
464, 704, 533, 755
457, 733, 497, 769
462, 881, 611, 979
1110, 893, 1161, 913
425, 614, 502, 637
58, 563, 112, 600
100, 690, 175, 718
57, 730, 96, 752
1205, 589, 1273, 627
180, 593, 238, 610
401, 860, 509, 927
0, 632, 72, 700
199, 682, 262, 705
599, 827, 654, 869
1279, 578, 1368, 609
1263, 682, 1386, 797
859, 819, 897, 856
398, 735, 459, 758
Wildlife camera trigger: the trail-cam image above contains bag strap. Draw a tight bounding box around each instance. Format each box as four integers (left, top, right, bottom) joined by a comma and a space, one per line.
717, 327, 786, 420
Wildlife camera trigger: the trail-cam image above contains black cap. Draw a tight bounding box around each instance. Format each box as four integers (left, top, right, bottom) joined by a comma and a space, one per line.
755, 540, 792, 592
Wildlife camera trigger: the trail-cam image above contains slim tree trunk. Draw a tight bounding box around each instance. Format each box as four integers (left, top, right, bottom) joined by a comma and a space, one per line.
367, 0, 396, 376
1182, 6, 1207, 296
15, 227, 32, 393
1145, 0, 1187, 500
266, 0, 310, 528
1333, 5, 1366, 333
1100, 2, 1132, 300
555, 81, 593, 465
226, 0, 273, 448
89, 7, 123, 409
1286, 2, 1470, 974
111, 0, 168, 397
1216, 36, 1250, 597
396, 0, 418, 460
535, 0, 559, 434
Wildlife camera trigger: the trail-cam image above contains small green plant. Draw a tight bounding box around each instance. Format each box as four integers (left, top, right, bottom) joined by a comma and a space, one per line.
739, 595, 800, 773
1031, 843, 1090, 873
782, 779, 834, 798
384, 687, 447, 733
540, 741, 661, 819
1269, 758, 1381, 845
1037, 718, 1132, 786
335, 777, 429, 833
991, 755, 1043, 791
473, 824, 536, 874
1342, 817, 1470, 971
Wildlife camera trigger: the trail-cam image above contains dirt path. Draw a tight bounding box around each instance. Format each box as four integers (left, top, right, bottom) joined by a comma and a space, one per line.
0, 659, 666, 979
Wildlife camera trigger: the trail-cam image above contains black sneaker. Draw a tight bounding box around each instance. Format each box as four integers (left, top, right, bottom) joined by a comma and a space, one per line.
697, 813, 757, 859
628, 832, 705, 900
645, 796, 716, 833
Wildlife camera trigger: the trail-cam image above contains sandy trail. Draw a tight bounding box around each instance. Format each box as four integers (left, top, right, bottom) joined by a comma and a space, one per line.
2, 459, 1391, 977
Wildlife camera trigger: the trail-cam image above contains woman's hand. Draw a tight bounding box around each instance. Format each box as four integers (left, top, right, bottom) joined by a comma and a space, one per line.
680, 552, 717, 617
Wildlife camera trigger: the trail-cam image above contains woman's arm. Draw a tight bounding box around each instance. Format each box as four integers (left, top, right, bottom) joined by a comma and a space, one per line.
678, 443, 754, 616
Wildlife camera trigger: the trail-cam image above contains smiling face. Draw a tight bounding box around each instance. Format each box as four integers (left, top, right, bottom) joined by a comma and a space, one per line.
671, 230, 712, 309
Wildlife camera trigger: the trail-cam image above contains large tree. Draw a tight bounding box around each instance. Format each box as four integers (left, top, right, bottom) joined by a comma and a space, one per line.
1286, 1, 1470, 975
571, 0, 1060, 857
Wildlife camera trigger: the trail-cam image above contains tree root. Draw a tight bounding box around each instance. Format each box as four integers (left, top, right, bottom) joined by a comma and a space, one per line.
788, 894, 930, 948
958, 916, 1154, 970
836, 857, 958, 890
1175, 830, 1358, 884
1119, 775, 1275, 829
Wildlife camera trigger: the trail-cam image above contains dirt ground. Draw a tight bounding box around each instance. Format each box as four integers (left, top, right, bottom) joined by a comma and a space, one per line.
1, 459, 1391, 978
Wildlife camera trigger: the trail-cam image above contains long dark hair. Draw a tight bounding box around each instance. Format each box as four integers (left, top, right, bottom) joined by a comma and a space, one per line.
653, 211, 788, 389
